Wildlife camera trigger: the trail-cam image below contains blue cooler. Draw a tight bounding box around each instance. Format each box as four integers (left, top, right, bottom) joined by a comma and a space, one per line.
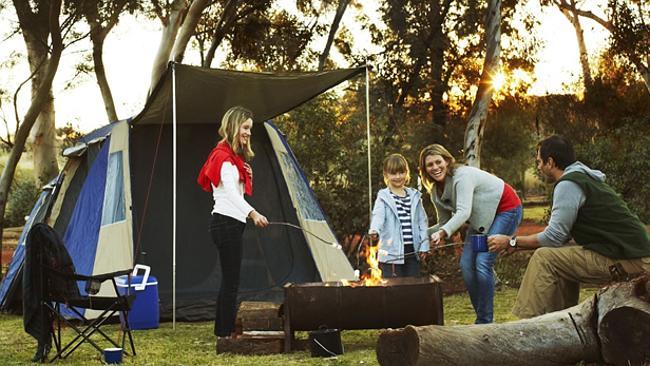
118, 265, 159, 330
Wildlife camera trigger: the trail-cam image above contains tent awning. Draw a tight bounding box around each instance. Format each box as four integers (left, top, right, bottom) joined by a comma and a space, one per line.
131, 63, 366, 125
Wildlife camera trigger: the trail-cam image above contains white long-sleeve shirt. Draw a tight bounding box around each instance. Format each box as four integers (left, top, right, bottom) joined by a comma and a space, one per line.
212, 162, 254, 223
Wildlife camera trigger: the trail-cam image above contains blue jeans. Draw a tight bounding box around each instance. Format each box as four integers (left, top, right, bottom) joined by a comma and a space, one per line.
460, 205, 522, 324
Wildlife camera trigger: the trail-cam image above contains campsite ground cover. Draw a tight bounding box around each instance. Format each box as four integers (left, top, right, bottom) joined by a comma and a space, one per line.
0, 288, 599, 366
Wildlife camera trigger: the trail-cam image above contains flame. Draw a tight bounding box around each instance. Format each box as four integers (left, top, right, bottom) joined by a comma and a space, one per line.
358, 240, 386, 286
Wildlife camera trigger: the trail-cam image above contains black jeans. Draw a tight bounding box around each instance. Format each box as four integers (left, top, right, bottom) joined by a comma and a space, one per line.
209, 213, 245, 337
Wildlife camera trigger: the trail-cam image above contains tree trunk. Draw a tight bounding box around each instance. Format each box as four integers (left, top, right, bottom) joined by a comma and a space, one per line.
639, 65, 650, 95
30, 89, 59, 187
171, 0, 211, 63
429, 1, 447, 128
377, 275, 650, 366
1, 0, 63, 267
554, 0, 650, 95
318, 0, 350, 71
91, 31, 118, 122
463, 0, 501, 168
203, 0, 237, 68
14, 0, 60, 187
149, 0, 188, 95
559, 6, 592, 93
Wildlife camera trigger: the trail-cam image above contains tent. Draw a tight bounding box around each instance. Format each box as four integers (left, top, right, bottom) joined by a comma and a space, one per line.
0, 63, 364, 321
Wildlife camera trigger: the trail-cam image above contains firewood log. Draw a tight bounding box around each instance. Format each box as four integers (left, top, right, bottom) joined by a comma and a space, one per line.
376, 274, 650, 366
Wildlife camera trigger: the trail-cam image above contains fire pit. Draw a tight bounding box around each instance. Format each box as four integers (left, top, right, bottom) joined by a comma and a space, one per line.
282, 275, 443, 351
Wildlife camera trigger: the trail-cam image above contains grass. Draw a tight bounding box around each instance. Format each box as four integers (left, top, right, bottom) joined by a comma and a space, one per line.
0, 287, 600, 366
522, 204, 548, 224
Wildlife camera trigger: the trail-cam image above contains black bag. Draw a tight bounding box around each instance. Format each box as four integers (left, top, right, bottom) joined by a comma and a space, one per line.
308, 327, 343, 357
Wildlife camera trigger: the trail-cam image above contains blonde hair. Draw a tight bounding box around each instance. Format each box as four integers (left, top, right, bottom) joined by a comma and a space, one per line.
218, 106, 255, 160
418, 144, 459, 192
383, 154, 411, 186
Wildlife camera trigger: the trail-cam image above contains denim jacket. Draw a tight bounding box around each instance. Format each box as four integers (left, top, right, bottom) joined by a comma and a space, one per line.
369, 187, 429, 264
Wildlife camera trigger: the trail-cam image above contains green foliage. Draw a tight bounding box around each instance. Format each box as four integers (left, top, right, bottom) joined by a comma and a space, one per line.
4, 172, 39, 227
56, 122, 84, 151
575, 117, 650, 223
482, 96, 537, 191
227, 9, 318, 71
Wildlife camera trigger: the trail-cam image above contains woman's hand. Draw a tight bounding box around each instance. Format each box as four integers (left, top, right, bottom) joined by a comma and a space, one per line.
430, 230, 446, 247
249, 210, 268, 228
244, 163, 253, 180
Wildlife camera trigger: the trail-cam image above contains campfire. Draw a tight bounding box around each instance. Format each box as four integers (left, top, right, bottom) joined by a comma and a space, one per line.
355, 239, 386, 286
282, 275, 444, 352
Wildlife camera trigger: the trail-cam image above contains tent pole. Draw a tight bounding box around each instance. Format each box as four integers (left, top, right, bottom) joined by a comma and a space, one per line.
172, 62, 177, 330
365, 64, 372, 222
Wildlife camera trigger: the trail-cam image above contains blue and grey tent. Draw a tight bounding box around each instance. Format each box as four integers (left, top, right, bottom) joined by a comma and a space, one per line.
0, 63, 364, 321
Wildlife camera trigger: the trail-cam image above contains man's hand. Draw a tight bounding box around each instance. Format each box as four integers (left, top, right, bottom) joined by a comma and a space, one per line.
418, 251, 428, 261
488, 234, 512, 255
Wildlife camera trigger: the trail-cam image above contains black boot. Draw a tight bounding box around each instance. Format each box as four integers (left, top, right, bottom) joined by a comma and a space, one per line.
31, 340, 51, 363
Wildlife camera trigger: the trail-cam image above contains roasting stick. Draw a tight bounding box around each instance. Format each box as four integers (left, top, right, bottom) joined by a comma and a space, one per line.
268, 221, 342, 249
267, 221, 465, 261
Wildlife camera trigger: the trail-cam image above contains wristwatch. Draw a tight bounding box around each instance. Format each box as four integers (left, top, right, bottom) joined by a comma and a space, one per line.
508, 236, 517, 248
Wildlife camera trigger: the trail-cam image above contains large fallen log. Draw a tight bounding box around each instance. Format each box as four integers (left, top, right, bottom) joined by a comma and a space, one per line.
377, 274, 650, 366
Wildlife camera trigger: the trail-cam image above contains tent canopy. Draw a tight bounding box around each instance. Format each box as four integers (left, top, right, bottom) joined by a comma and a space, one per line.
0, 63, 366, 321
133, 63, 366, 125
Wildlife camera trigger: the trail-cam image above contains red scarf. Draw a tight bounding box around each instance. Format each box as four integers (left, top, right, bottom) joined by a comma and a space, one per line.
197, 141, 252, 196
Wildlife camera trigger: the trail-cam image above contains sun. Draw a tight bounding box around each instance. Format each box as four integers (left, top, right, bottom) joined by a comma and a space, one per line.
491, 72, 506, 92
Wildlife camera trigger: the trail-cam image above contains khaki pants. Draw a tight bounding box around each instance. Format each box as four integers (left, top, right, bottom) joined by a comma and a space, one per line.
513, 246, 650, 319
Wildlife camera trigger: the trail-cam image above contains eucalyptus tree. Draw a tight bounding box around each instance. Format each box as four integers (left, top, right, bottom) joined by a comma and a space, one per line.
367, 0, 537, 153
11, 0, 82, 188
553, 0, 649, 94
313, 0, 352, 71
544, 0, 594, 92
0, 0, 66, 265
76, 0, 140, 122
463, 0, 501, 167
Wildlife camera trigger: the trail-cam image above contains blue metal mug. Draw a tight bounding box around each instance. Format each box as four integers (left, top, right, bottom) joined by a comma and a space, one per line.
104, 348, 123, 364
470, 234, 488, 252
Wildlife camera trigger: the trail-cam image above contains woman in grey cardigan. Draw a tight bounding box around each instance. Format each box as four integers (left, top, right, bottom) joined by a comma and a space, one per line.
418, 144, 522, 324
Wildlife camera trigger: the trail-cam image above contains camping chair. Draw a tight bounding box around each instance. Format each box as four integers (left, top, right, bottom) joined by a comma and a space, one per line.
23, 223, 136, 363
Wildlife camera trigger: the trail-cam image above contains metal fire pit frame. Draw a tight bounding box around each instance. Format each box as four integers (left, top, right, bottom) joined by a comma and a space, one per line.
282, 275, 444, 352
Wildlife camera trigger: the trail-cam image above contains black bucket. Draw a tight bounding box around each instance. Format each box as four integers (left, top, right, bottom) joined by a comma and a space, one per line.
308, 328, 343, 357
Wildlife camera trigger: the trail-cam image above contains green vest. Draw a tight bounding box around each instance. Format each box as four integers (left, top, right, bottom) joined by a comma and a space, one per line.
555, 171, 650, 259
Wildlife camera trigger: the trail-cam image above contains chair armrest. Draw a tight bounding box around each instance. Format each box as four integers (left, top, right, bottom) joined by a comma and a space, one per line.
44, 266, 132, 283
90, 269, 133, 282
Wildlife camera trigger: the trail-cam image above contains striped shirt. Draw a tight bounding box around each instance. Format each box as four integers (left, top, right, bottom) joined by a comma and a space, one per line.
390, 192, 413, 245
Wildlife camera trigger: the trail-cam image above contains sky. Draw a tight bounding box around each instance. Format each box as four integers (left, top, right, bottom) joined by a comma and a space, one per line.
0, 1, 610, 135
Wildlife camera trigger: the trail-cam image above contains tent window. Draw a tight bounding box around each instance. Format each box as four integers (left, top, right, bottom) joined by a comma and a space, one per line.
102, 151, 125, 225
278, 151, 325, 221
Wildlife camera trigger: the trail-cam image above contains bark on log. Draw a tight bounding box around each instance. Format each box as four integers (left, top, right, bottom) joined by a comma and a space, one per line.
377, 275, 650, 366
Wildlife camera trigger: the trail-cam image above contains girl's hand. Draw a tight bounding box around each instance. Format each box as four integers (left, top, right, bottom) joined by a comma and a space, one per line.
249, 210, 268, 228
418, 251, 428, 261
244, 163, 253, 180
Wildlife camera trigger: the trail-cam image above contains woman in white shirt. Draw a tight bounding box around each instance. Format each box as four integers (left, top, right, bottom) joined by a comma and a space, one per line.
197, 106, 268, 346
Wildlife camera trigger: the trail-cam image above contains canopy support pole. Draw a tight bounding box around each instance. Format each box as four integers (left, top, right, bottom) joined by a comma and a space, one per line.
172, 62, 177, 330
365, 64, 372, 221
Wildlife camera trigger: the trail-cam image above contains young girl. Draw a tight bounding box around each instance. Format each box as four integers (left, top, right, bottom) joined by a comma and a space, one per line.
369, 154, 429, 278
197, 106, 268, 349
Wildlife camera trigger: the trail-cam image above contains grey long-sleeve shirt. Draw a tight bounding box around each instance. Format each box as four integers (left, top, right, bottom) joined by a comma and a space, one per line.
537, 161, 606, 247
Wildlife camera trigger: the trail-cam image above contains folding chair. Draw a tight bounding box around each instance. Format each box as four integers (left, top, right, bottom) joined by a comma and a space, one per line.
23, 223, 136, 363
